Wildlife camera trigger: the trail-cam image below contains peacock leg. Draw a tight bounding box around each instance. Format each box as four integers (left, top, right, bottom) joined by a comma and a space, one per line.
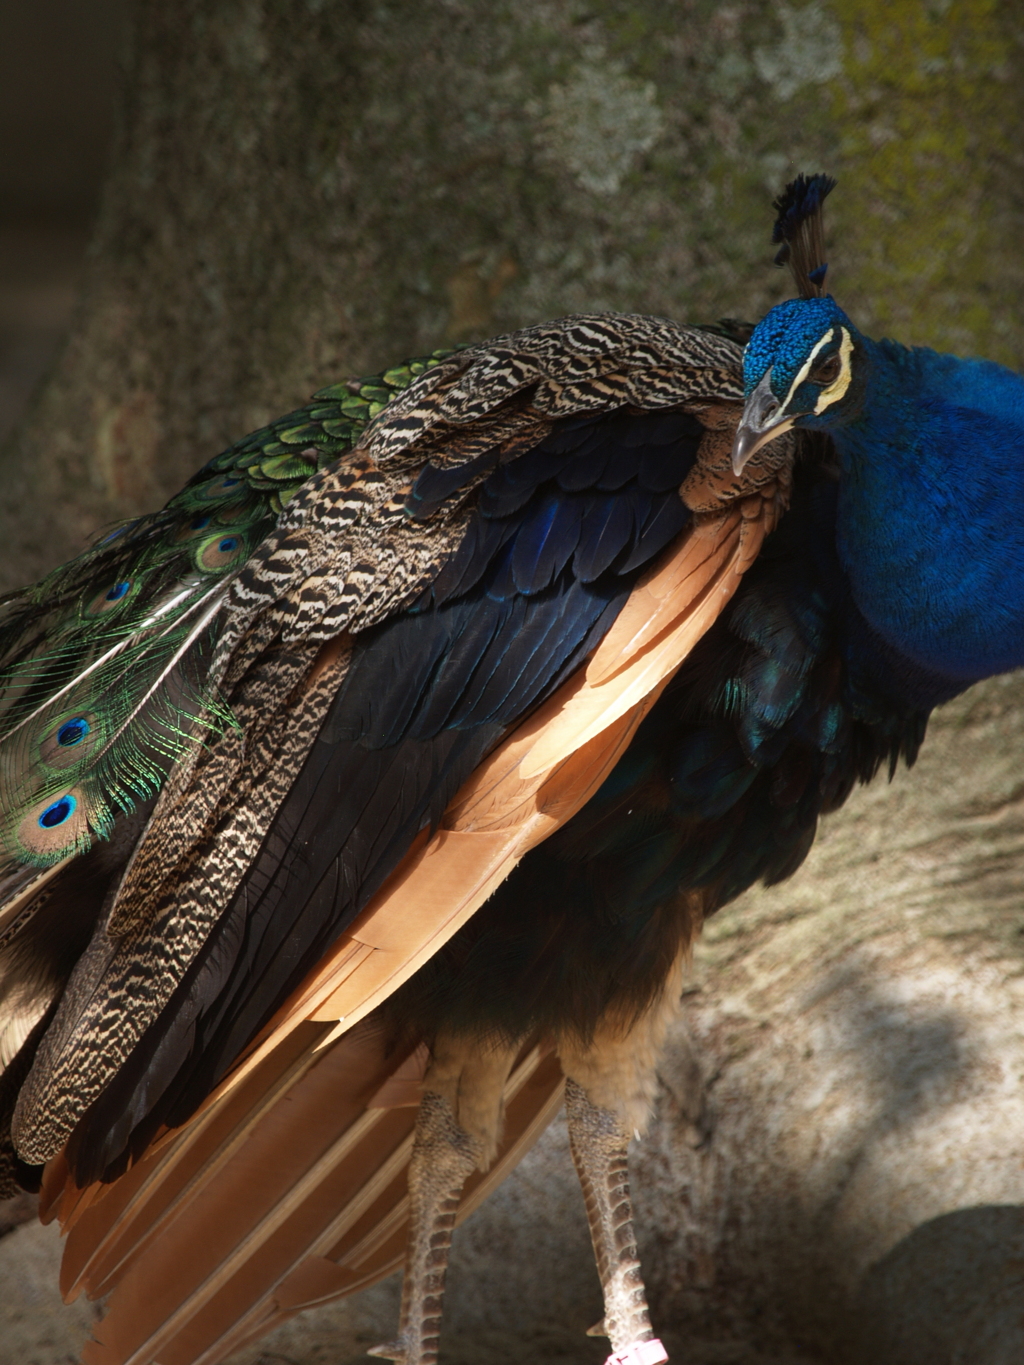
370, 1037, 516, 1365
564, 1077, 668, 1365
368, 1089, 480, 1365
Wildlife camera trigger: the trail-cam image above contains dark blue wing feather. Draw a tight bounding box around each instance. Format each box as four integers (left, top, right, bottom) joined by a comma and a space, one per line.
619, 495, 691, 574
510, 493, 585, 595
572, 494, 638, 581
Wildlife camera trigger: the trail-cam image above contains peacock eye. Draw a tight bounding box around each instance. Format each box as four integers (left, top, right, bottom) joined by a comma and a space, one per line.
40, 711, 99, 768
38, 793, 77, 828
196, 531, 248, 572
85, 578, 135, 616
57, 717, 91, 747
810, 352, 842, 385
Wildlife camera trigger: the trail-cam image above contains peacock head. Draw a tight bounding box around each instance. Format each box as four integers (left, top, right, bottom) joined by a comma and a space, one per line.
732, 295, 864, 474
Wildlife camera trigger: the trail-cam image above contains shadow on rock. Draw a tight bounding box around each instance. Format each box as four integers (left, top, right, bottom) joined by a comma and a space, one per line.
850, 1205, 1024, 1365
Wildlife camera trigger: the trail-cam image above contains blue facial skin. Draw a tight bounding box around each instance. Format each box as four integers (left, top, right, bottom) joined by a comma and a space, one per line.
742, 296, 1024, 684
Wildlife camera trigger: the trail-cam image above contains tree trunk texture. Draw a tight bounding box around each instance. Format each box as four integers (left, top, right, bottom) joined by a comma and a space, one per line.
3, 3, 1024, 1364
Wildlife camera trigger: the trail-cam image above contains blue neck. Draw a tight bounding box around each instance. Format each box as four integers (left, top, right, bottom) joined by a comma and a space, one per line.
830, 335, 1024, 681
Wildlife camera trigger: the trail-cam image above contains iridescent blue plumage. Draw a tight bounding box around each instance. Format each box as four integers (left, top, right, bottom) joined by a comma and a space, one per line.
741, 295, 1024, 680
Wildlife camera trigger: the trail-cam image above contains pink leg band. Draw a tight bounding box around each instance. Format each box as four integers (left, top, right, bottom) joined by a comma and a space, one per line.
605, 1339, 669, 1365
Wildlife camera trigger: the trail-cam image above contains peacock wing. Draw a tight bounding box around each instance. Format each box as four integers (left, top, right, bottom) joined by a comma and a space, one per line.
54, 481, 782, 1365
3, 313, 792, 1365
12, 314, 772, 1180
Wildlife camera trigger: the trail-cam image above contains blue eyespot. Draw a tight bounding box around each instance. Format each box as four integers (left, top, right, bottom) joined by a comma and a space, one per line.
85, 577, 134, 615
222, 477, 240, 487
57, 718, 91, 747
190, 515, 211, 530
197, 531, 247, 571
39, 794, 77, 828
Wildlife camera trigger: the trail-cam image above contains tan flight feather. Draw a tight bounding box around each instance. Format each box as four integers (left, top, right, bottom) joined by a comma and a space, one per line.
72, 1036, 563, 1365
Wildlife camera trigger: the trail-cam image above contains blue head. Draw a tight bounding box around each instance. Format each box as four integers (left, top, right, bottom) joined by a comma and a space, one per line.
732, 296, 866, 474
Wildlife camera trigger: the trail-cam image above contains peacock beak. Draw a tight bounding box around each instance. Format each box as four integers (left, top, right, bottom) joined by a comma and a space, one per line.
731, 370, 795, 475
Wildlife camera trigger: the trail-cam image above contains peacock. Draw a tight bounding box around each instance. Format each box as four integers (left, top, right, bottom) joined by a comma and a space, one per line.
1, 172, 1021, 1365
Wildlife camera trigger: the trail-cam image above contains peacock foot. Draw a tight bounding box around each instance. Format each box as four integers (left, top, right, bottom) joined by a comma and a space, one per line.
564, 1078, 669, 1365
602, 1341, 670, 1365
371, 1089, 482, 1365
367, 1334, 426, 1365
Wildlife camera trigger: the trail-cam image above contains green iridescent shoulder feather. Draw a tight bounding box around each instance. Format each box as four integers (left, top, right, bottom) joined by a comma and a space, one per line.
179, 345, 463, 519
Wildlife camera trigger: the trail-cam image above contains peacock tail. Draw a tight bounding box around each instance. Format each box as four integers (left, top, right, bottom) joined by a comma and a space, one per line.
0, 348, 461, 914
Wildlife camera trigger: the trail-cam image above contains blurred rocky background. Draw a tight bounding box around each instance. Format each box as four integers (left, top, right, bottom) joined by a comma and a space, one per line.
3, 3, 1024, 1364
0, 0, 120, 448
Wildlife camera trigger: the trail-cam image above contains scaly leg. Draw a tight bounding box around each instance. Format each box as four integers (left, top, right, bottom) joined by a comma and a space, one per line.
560, 954, 686, 1364
370, 1037, 517, 1365
565, 1078, 666, 1364
368, 1089, 481, 1365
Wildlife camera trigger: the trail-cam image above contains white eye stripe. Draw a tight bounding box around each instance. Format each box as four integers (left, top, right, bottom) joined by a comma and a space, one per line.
783, 330, 836, 409
813, 327, 854, 413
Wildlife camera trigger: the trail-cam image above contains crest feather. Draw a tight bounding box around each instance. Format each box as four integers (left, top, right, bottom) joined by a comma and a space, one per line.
771, 172, 837, 299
